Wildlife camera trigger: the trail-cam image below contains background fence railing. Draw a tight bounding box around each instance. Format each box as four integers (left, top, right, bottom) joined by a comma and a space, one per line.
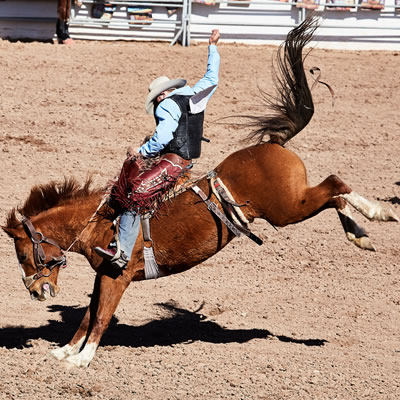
0, 0, 400, 48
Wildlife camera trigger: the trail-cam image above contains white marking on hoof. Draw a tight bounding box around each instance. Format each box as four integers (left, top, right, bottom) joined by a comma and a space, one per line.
384, 207, 400, 222
64, 354, 86, 368
340, 193, 400, 222
63, 343, 98, 368
346, 232, 376, 251
337, 204, 375, 251
50, 338, 85, 361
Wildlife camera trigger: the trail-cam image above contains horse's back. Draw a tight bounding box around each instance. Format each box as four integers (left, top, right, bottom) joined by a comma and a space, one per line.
134, 143, 309, 271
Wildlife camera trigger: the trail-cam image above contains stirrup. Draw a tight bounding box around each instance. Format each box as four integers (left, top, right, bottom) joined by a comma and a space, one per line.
94, 246, 120, 261
111, 251, 128, 270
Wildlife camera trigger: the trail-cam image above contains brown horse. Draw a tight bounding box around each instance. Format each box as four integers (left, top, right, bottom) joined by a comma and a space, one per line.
3, 15, 398, 367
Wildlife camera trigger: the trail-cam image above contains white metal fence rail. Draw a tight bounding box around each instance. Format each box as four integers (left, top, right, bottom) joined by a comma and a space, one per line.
0, 0, 400, 48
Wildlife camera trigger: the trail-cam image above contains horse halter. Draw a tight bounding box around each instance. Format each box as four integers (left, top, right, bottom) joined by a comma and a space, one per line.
21, 218, 67, 285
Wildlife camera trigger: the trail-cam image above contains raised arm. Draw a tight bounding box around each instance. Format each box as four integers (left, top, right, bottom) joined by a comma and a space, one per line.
192, 29, 221, 94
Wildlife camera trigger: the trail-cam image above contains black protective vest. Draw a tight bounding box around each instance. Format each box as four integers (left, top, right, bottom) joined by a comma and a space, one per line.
158, 94, 205, 160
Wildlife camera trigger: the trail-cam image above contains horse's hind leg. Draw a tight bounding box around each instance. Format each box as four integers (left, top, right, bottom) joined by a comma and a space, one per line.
334, 197, 376, 251
303, 175, 398, 251
339, 192, 399, 222
322, 182, 399, 251
336, 192, 398, 251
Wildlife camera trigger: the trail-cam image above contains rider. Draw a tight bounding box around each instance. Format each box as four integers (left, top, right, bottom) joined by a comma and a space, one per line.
57, 0, 74, 44
95, 29, 221, 269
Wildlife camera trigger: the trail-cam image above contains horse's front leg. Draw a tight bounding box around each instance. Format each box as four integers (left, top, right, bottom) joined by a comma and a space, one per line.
50, 307, 91, 360
50, 274, 102, 361
63, 269, 134, 368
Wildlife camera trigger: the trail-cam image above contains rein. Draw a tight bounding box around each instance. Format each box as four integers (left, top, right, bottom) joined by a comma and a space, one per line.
21, 194, 108, 288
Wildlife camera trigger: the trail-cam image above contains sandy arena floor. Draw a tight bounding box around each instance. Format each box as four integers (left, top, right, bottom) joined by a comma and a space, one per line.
0, 35, 399, 399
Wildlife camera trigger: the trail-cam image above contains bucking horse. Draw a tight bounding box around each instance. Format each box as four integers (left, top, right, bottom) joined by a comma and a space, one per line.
3, 15, 398, 367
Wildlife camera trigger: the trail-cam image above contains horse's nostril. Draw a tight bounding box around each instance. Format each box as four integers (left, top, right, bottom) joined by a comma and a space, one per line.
31, 290, 40, 299
31, 289, 47, 301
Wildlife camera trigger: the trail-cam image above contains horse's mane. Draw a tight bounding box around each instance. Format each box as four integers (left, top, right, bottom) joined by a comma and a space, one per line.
4, 177, 102, 231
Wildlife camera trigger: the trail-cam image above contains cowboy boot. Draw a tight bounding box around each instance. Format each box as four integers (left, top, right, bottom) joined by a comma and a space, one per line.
94, 247, 128, 270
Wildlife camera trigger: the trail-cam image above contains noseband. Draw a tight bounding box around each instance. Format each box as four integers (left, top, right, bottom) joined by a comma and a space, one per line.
21, 218, 67, 284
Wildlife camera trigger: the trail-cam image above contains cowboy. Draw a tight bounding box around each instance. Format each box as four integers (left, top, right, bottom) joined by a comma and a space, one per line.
95, 29, 221, 269
56, 0, 75, 44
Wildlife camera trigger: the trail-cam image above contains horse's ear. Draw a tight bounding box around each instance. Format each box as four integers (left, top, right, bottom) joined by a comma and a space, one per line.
2, 226, 24, 240
2, 209, 25, 240
2, 226, 16, 238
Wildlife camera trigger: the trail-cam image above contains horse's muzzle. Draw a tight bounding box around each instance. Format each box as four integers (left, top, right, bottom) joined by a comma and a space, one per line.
30, 282, 59, 301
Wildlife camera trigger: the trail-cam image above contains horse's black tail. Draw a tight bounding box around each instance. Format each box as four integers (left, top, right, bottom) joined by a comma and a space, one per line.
246, 14, 319, 146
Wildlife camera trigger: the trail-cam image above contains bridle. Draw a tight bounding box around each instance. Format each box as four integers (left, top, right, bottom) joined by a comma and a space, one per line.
19, 194, 108, 289
21, 217, 67, 288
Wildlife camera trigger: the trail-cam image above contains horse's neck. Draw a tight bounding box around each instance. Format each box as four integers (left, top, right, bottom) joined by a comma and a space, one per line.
33, 194, 105, 252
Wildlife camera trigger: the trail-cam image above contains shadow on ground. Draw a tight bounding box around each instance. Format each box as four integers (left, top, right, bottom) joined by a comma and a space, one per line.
387, 197, 400, 205
0, 302, 327, 349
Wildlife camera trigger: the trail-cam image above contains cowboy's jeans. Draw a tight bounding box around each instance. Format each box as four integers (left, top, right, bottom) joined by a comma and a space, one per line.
118, 211, 140, 260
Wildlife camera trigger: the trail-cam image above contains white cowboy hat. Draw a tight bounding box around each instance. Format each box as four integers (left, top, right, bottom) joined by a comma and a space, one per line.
145, 76, 186, 114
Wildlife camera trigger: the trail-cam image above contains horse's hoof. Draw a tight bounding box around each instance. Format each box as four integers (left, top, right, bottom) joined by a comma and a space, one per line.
358, 236, 376, 251
383, 207, 399, 222
347, 233, 376, 251
63, 359, 78, 370
64, 354, 91, 368
64, 355, 82, 368
50, 347, 68, 360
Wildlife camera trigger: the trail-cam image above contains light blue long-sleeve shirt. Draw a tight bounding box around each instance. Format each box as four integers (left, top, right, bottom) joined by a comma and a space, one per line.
138, 45, 220, 157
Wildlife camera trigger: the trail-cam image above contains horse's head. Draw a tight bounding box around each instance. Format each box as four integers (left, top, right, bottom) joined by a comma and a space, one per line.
3, 216, 66, 301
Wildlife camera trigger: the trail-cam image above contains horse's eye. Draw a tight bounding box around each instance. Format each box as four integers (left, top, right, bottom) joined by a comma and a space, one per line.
18, 253, 28, 263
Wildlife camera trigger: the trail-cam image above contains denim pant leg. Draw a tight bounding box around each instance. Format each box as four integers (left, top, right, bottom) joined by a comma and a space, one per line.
118, 211, 140, 261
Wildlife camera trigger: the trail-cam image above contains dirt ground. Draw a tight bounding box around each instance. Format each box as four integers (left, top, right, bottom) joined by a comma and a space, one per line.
0, 34, 399, 399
